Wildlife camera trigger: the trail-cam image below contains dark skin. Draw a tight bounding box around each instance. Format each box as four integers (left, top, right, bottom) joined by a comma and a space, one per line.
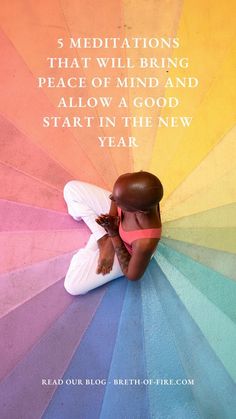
95, 200, 117, 275
95, 171, 162, 281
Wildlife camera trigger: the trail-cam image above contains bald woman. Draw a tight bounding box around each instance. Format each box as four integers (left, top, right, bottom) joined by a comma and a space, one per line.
63, 171, 163, 295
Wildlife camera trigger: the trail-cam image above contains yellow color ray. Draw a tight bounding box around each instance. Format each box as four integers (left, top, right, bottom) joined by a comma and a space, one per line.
162, 124, 236, 221
122, 0, 183, 170
162, 227, 236, 254
162, 203, 236, 229
152, 39, 236, 200
162, 165, 236, 222
149, 0, 236, 180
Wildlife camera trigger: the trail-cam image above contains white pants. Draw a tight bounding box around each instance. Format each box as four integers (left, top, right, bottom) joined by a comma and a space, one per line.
63, 180, 123, 295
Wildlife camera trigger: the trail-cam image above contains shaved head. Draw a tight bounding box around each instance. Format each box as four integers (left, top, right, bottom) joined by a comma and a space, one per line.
112, 171, 163, 211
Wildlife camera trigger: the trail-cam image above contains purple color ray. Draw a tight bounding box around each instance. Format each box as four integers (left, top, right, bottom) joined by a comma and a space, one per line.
0, 227, 90, 274
0, 278, 74, 380
0, 199, 82, 231
0, 251, 78, 318
0, 285, 108, 419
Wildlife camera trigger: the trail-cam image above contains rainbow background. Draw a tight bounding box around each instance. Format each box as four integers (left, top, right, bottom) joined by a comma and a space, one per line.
0, 0, 236, 418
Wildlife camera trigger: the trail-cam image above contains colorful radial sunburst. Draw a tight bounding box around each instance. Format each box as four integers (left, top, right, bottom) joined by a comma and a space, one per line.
0, 1, 236, 418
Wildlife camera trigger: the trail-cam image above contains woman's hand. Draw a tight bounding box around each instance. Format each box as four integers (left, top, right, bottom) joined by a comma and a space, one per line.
96, 214, 120, 237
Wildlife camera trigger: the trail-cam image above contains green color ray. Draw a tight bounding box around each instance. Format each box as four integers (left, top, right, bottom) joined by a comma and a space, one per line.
162, 227, 236, 254
155, 250, 236, 382
157, 243, 236, 323
161, 238, 236, 281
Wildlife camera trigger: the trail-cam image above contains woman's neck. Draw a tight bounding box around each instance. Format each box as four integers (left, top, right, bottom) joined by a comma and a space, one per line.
135, 205, 161, 225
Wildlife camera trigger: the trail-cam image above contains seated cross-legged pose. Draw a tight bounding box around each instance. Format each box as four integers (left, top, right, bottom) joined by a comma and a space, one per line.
63, 171, 163, 295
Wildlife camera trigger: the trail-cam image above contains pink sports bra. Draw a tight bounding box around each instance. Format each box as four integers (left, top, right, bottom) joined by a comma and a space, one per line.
117, 206, 162, 255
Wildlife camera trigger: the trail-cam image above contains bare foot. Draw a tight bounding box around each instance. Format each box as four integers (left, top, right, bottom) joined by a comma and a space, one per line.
97, 235, 115, 275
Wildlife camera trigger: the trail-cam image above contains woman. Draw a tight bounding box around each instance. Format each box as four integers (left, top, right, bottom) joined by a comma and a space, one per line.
63, 171, 163, 295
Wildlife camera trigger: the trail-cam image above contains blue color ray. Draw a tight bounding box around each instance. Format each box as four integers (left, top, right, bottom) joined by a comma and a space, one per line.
99, 279, 150, 419
141, 261, 202, 419
42, 277, 127, 419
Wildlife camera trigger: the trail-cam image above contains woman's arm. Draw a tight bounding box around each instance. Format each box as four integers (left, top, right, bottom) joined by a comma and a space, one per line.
110, 235, 158, 280
109, 234, 131, 275
108, 200, 118, 217
95, 213, 158, 280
